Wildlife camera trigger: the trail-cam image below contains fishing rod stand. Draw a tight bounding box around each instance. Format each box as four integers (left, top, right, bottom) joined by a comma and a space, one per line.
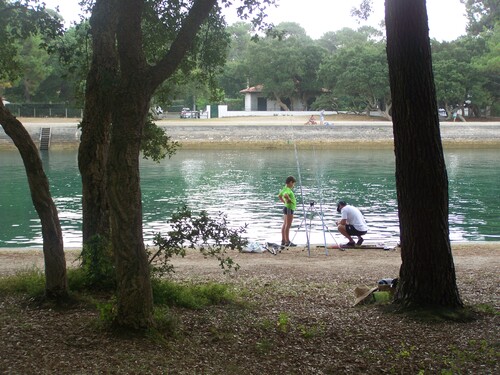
291, 200, 337, 256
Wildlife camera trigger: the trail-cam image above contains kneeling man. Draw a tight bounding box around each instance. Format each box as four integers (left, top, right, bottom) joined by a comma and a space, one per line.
335, 201, 368, 248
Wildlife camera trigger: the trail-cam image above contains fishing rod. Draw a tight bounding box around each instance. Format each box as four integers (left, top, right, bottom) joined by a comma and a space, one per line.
314, 147, 329, 254
293, 138, 311, 255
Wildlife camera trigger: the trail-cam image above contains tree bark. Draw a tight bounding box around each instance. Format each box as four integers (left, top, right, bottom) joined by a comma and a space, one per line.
0, 101, 68, 299
78, 0, 119, 244
385, 0, 462, 308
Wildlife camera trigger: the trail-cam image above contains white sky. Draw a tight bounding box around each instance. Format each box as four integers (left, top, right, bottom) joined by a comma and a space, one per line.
43, 0, 468, 42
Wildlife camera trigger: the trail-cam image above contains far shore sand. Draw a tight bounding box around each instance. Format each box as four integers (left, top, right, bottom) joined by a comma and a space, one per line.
1, 115, 500, 149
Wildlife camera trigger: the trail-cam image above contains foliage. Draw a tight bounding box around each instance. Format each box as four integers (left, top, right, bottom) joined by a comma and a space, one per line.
78, 235, 115, 291
141, 117, 180, 162
243, 23, 325, 110
149, 205, 248, 278
225, 97, 244, 110
4, 35, 52, 102
0, 0, 63, 82
461, 0, 500, 35
47, 21, 92, 105
471, 22, 500, 115
318, 39, 389, 114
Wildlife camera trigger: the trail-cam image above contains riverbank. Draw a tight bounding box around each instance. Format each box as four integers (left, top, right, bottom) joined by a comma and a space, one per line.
0, 243, 498, 374
1, 115, 500, 149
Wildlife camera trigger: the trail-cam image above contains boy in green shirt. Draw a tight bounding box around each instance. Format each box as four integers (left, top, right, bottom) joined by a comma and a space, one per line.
278, 176, 297, 247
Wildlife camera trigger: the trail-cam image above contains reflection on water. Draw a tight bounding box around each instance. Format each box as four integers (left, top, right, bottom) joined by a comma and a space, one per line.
0, 148, 499, 248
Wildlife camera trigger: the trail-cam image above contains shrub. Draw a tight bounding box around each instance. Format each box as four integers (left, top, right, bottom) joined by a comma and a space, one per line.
148, 205, 248, 278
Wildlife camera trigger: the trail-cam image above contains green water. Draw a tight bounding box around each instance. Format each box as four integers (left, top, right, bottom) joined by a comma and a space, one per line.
0, 148, 499, 247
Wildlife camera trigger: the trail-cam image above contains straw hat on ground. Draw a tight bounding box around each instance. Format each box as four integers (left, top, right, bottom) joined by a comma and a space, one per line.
353, 285, 378, 306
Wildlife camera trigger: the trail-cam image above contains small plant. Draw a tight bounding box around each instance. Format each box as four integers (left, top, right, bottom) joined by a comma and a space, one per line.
386, 342, 418, 373
256, 338, 274, 354
149, 306, 179, 339
149, 205, 248, 277
260, 318, 274, 331
96, 298, 117, 325
298, 322, 325, 339
79, 235, 115, 290
277, 312, 290, 333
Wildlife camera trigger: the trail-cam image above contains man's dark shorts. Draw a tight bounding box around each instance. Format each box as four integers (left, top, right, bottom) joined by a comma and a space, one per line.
346, 224, 367, 236
283, 207, 294, 215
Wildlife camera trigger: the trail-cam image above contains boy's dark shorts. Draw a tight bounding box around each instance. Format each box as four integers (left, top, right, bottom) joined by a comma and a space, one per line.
283, 207, 294, 215
346, 224, 367, 236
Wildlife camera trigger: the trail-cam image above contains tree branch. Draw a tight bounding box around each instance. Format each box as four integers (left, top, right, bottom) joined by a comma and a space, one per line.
147, 0, 218, 92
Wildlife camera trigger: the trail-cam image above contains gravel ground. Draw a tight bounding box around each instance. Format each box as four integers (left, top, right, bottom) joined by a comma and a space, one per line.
0, 243, 498, 374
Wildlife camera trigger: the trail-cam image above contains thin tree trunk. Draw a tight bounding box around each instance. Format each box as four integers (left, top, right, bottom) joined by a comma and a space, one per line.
0, 101, 68, 299
385, 0, 462, 308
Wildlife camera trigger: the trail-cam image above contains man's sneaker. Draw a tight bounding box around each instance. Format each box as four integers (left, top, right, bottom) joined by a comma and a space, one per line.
356, 238, 364, 246
286, 242, 297, 247
340, 241, 355, 249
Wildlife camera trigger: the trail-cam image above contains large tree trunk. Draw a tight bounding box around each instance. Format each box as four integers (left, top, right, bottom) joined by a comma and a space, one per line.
107, 0, 153, 329
385, 0, 462, 308
108, 89, 153, 328
78, 0, 119, 244
0, 101, 68, 299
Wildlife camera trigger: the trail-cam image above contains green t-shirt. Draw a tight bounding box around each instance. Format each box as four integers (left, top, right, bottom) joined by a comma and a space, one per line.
279, 185, 297, 210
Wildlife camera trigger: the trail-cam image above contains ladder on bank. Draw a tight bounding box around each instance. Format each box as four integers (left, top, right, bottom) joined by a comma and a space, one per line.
39, 127, 51, 150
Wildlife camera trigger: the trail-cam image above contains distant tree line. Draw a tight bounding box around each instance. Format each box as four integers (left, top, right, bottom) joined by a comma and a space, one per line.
1, 1, 498, 119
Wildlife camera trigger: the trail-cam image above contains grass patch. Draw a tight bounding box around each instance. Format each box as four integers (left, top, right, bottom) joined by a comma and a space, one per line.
473, 303, 499, 315
0, 268, 45, 297
441, 339, 499, 373
381, 304, 477, 323
152, 279, 237, 309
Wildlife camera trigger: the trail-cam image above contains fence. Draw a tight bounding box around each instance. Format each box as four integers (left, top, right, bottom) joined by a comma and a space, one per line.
5, 103, 83, 118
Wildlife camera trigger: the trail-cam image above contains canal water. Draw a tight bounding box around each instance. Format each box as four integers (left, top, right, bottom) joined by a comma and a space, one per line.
0, 148, 499, 248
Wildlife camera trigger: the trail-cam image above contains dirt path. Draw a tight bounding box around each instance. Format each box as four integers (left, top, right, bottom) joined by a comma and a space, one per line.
2, 244, 498, 289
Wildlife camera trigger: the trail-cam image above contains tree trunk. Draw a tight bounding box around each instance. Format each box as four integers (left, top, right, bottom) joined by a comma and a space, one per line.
273, 93, 290, 111
108, 85, 153, 329
0, 101, 68, 299
78, 0, 119, 244
106, 0, 153, 329
81, 0, 218, 329
385, 0, 462, 308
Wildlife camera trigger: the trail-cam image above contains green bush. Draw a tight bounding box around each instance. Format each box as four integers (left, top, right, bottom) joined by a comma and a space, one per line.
225, 98, 244, 111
